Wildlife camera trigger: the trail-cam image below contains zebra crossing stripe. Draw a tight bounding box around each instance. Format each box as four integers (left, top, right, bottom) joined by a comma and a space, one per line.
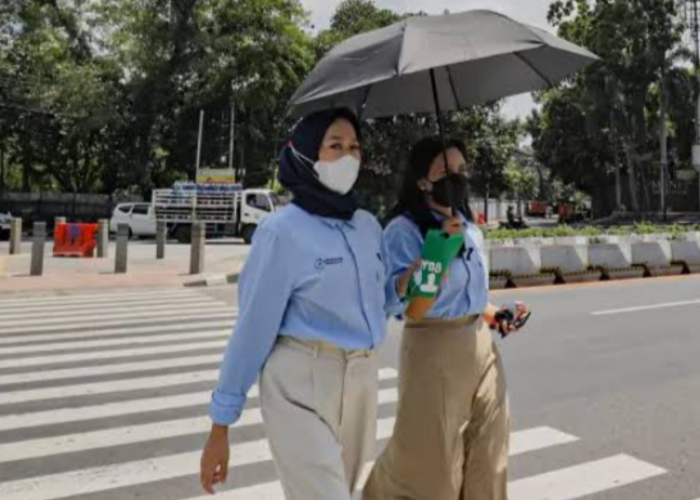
1, 330, 230, 355
509, 427, 579, 456
0, 353, 224, 385
0, 417, 398, 500
0, 390, 400, 464
0, 370, 222, 405
0, 289, 203, 308
0, 368, 398, 431
508, 454, 666, 500
0, 303, 231, 329
0, 311, 237, 336
184, 426, 583, 500
0, 320, 236, 345
0, 297, 227, 319
0, 339, 229, 371
0, 392, 211, 432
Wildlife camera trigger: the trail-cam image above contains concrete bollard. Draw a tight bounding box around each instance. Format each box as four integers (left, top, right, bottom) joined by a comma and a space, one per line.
98, 219, 109, 258
156, 221, 167, 260
190, 223, 205, 275
115, 223, 129, 274
30, 222, 46, 277
9, 218, 22, 255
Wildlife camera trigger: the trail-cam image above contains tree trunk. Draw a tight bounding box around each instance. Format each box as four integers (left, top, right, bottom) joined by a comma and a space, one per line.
484, 181, 490, 223
621, 139, 640, 212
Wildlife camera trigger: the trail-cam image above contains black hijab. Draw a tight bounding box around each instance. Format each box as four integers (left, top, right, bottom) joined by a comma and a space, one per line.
279, 109, 362, 221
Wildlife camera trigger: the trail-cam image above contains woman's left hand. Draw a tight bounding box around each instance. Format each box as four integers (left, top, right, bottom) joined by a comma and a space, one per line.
490, 302, 531, 338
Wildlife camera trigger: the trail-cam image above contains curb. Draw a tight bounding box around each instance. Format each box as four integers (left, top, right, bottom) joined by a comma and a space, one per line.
184, 273, 240, 288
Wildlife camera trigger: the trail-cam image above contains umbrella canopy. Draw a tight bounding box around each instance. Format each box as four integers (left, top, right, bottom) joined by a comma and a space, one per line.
289, 10, 598, 119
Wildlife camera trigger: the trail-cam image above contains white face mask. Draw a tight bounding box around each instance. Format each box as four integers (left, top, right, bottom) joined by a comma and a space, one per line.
291, 146, 360, 195
313, 155, 361, 195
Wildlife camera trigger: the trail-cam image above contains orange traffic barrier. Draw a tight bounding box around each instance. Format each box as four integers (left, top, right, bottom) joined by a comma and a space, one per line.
53, 223, 99, 258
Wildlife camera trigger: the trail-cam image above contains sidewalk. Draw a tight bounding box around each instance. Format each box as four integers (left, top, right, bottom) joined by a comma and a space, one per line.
0, 239, 249, 294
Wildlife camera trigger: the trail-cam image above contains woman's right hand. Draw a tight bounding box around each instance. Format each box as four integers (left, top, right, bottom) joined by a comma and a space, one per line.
442, 216, 463, 236
200, 425, 230, 494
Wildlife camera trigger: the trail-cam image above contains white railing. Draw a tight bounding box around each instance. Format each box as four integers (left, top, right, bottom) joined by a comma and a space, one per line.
152, 189, 237, 223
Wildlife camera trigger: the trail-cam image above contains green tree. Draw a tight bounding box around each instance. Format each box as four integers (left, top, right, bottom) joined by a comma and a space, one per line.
537, 0, 687, 214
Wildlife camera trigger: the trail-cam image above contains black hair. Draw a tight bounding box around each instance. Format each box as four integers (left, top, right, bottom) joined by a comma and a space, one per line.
389, 136, 473, 237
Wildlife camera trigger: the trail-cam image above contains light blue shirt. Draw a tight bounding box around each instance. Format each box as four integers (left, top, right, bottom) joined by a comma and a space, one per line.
210, 204, 387, 426
383, 213, 489, 319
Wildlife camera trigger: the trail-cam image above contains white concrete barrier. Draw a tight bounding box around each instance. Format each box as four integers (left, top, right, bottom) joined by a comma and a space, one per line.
541, 246, 589, 274
631, 241, 672, 268
489, 246, 542, 275
589, 243, 633, 269
671, 241, 700, 265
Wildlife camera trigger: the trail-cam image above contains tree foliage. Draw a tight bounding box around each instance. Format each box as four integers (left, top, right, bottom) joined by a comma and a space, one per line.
533, 0, 693, 214
0, 0, 525, 215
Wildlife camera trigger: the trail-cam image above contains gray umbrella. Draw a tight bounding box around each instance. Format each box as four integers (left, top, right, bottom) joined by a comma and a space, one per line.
289, 10, 598, 119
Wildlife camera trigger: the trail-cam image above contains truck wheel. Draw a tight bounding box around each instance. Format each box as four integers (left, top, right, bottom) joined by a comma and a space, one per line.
242, 225, 256, 245
173, 225, 191, 244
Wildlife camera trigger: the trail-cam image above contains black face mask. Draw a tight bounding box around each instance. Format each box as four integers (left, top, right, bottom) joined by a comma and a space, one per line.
431, 174, 468, 208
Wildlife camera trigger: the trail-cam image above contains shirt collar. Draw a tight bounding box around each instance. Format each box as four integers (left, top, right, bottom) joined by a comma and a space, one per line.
317, 214, 357, 230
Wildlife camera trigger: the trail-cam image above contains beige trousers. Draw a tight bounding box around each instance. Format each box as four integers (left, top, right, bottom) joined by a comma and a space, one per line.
363, 317, 510, 500
260, 336, 378, 500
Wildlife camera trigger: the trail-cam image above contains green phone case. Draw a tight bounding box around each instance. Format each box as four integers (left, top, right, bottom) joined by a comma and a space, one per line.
408, 229, 465, 300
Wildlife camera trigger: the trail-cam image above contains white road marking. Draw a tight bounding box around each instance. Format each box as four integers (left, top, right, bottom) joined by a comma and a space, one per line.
0, 389, 400, 463
593, 299, 700, 316
0, 304, 231, 328
0, 312, 237, 335
0, 370, 222, 405
0, 320, 235, 345
0, 339, 229, 371
0, 353, 224, 385
509, 427, 579, 456
0, 417, 398, 500
508, 454, 666, 500
0, 368, 397, 430
0, 289, 203, 308
187, 426, 584, 500
1, 330, 230, 355
0, 297, 226, 319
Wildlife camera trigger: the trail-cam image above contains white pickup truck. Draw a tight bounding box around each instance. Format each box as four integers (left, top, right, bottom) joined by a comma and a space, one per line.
152, 184, 280, 244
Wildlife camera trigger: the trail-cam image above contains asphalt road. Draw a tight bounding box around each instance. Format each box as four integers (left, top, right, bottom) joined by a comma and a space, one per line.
129, 272, 700, 500
0, 275, 699, 500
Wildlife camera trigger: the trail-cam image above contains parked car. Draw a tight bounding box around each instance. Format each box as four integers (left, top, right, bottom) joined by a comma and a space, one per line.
0, 212, 12, 241
109, 203, 157, 238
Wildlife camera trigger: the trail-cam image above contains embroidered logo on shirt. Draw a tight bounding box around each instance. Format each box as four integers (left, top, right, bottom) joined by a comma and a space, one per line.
315, 257, 344, 270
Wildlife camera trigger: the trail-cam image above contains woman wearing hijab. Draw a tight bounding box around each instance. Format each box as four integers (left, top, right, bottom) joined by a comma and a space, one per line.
200, 109, 413, 500
363, 137, 530, 500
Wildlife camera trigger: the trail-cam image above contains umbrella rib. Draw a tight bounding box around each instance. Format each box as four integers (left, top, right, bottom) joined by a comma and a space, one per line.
515, 52, 554, 88
445, 66, 463, 110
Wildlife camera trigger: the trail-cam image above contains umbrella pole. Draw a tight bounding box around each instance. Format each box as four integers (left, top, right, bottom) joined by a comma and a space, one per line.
429, 69, 456, 213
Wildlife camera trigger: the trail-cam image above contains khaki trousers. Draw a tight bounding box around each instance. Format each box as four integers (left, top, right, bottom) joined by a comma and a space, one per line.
260, 336, 378, 500
363, 317, 509, 500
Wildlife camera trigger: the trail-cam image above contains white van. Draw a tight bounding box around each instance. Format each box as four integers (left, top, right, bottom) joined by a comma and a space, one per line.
109, 203, 157, 238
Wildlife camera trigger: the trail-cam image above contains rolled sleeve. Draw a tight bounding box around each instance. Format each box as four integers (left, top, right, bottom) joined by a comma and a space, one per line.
209, 225, 295, 426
